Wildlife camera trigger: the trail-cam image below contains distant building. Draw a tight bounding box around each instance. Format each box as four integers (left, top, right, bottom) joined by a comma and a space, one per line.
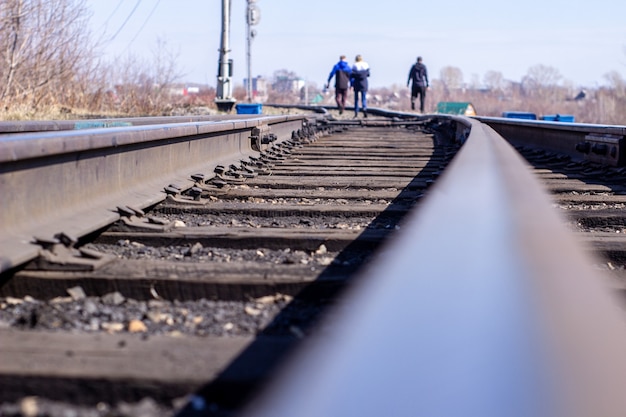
271, 75, 305, 94
437, 102, 477, 116
169, 83, 208, 96
244, 76, 268, 100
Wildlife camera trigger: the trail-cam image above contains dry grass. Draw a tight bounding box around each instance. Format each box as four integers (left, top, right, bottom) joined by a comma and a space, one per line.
0, 105, 128, 121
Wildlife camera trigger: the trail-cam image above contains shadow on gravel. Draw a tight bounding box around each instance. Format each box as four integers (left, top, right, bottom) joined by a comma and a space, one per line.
176, 117, 461, 417
515, 145, 626, 267
516, 145, 626, 196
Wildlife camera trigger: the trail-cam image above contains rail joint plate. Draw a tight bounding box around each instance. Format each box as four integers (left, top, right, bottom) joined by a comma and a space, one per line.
250, 125, 276, 152
576, 133, 624, 166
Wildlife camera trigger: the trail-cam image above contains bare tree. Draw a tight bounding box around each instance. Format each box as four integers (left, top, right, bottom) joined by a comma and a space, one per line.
439, 66, 464, 94
468, 73, 481, 90
483, 70, 504, 92
107, 38, 183, 115
0, 0, 30, 101
0, 0, 98, 111
604, 71, 626, 96
592, 71, 626, 124
271, 69, 300, 93
150, 37, 184, 109
521, 64, 562, 97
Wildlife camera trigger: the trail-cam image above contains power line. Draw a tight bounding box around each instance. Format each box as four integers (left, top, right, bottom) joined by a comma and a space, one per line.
107, 0, 142, 42
100, 0, 124, 30
124, 0, 162, 51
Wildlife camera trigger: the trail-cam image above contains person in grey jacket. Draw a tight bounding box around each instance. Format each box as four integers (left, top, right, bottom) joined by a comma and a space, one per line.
350, 54, 370, 118
407, 56, 429, 112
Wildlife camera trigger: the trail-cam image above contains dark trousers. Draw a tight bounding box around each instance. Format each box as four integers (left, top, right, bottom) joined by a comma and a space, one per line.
335, 88, 348, 111
411, 85, 427, 112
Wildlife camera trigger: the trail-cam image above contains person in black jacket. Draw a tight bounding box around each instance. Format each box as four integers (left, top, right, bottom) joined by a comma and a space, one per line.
325, 55, 352, 114
350, 54, 370, 118
407, 56, 429, 112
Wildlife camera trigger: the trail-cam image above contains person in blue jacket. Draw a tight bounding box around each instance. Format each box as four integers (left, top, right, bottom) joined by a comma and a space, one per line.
326, 55, 352, 114
350, 54, 370, 118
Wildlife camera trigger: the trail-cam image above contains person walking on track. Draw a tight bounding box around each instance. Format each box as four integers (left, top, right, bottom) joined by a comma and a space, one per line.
351, 54, 370, 118
407, 56, 429, 113
326, 55, 352, 115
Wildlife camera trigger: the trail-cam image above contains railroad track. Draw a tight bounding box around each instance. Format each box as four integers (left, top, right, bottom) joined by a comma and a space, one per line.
0, 116, 456, 416
2, 111, 626, 417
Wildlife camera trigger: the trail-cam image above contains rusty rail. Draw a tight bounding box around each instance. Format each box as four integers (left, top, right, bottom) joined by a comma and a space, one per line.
0, 115, 310, 273
476, 116, 626, 166
238, 116, 626, 417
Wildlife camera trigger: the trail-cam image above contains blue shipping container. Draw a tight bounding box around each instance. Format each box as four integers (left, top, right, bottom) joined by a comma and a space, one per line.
236, 103, 263, 114
541, 114, 575, 122
502, 111, 537, 120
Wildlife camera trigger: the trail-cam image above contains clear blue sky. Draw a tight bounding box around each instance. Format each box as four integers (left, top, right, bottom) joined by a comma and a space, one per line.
86, 0, 626, 89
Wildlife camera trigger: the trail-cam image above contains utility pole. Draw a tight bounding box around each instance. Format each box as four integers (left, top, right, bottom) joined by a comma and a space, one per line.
215, 0, 236, 112
246, 0, 260, 102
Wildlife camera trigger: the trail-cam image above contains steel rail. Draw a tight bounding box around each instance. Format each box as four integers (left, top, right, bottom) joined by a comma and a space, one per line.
476, 116, 626, 166
268, 104, 626, 166
0, 114, 309, 273
0, 114, 283, 134
239, 117, 626, 417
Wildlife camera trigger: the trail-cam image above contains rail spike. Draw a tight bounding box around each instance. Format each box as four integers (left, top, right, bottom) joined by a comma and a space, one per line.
30, 232, 113, 272
113, 205, 173, 233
